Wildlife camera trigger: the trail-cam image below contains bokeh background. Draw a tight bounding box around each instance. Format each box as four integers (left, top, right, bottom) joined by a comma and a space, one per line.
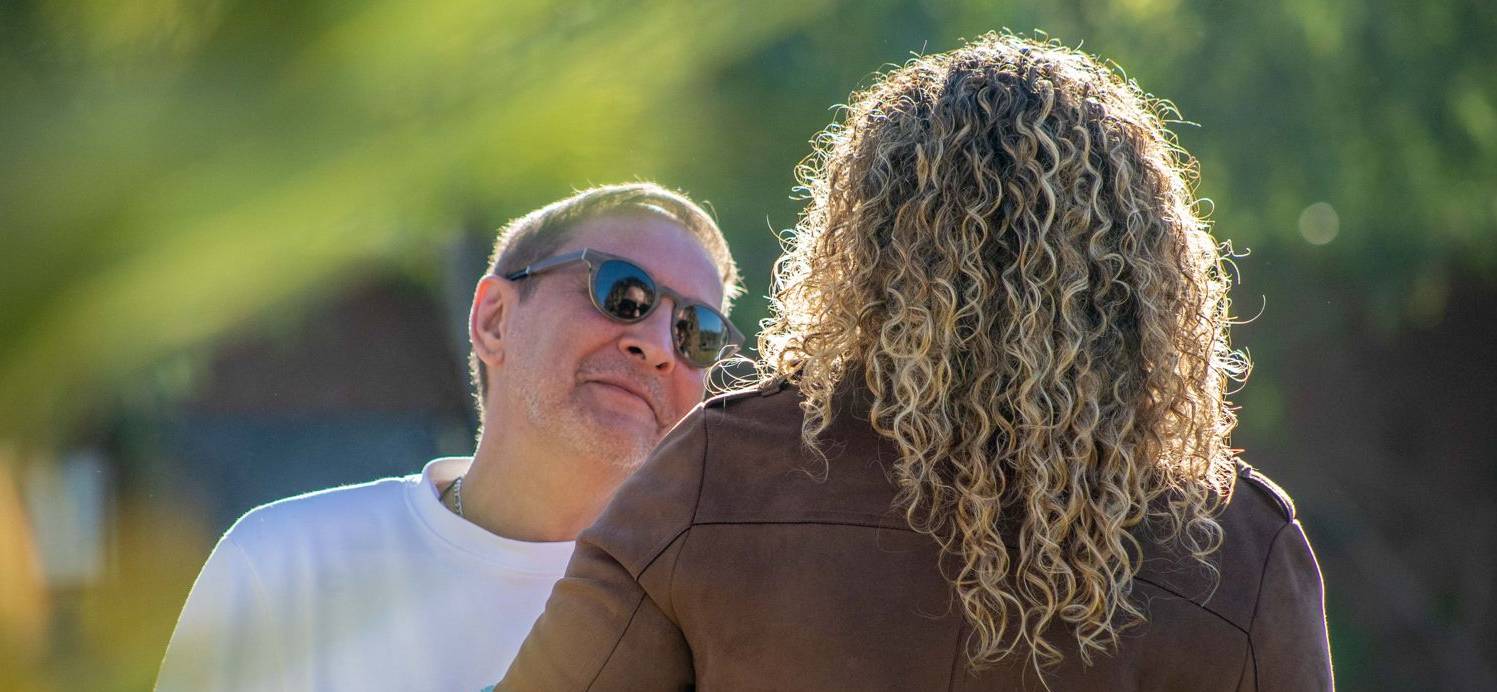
2, 0, 1494, 689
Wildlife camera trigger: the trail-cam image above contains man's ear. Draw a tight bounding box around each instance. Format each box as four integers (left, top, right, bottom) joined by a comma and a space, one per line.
470, 275, 517, 371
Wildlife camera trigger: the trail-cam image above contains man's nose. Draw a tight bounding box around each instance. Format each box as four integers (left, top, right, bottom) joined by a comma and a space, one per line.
618, 301, 677, 373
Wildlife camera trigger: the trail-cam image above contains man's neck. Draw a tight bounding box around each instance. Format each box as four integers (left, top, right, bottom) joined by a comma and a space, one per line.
454, 427, 627, 543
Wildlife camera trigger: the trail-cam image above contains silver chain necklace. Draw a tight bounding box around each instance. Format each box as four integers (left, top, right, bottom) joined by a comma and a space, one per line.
442, 475, 466, 518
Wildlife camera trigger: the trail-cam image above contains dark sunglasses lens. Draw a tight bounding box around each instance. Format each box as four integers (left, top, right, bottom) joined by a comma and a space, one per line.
674, 306, 733, 367
595, 260, 656, 320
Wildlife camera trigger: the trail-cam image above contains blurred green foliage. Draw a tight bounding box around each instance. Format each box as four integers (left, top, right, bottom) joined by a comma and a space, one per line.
3, 0, 1494, 444
0, 0, 838, 445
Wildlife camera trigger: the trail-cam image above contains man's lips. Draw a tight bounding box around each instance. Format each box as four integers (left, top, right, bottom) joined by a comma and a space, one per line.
584, 377, 661, 423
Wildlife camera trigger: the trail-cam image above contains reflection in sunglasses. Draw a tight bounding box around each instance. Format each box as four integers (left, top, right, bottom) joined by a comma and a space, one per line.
675, 312, 700, 352
603, 278, 654, 319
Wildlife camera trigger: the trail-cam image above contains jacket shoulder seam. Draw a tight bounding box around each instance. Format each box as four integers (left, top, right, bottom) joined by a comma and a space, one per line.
1236, 633, 1258, 692
704, 389, 755, 407
659, 407, 709, 618
690, 519, 918, 532
628, 410, 710, 580
1132, 575, 1250, 636
584, 590, 648, 691
635, 528, 689, 578
1244, 520, 1299, 642
1236, 461, 1296, 521
704, 377, 786, 408
696, 405, 711, 523
666, 528, 691, 623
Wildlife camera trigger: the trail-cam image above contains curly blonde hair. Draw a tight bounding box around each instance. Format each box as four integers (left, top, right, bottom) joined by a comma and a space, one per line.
759, 33, 1248, 676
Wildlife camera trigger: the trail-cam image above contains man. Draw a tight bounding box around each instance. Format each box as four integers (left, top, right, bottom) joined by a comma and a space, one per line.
498, 35, 1333, 690
157, 182, 743, 690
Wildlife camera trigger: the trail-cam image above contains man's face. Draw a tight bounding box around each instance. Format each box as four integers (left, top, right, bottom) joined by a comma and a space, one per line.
487, 214, 725, 467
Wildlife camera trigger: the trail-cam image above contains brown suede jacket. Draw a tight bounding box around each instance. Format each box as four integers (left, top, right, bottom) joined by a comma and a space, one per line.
498, 381, 1334, 691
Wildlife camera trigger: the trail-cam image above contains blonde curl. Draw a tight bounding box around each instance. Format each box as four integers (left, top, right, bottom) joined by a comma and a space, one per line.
758, 33, 1248, 679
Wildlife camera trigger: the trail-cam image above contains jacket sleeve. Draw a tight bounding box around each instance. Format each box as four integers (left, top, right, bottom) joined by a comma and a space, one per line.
156, 534, 288, 692
496, 406, 710, 691
1247, 520, 1335, 691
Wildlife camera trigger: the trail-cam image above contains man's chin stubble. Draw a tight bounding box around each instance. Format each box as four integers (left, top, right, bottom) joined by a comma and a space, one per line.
523, 388, 659, 468
558, 409, 661, 470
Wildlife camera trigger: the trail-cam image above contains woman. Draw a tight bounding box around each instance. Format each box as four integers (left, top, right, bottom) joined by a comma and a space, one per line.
498, 33, 1332, 691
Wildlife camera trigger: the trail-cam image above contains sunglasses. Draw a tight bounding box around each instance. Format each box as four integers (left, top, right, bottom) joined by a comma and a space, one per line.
502, 248, 745, 368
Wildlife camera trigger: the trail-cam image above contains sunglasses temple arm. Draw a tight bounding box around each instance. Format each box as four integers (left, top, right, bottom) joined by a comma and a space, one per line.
500, 249, 592, 280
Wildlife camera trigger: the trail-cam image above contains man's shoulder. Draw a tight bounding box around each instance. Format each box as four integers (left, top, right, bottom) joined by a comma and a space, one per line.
224, 474, 415, 554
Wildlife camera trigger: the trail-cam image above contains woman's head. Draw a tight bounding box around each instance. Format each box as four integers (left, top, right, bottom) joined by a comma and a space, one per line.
761, 33, 1246, 675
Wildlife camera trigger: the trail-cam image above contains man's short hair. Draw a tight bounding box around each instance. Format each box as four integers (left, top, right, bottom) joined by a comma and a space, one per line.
470, 182, 742, 414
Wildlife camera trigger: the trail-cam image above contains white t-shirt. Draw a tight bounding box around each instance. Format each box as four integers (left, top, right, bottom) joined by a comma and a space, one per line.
157, 458, 575, 692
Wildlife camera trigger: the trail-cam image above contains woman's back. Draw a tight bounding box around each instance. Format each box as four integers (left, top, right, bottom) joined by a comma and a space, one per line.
499, 382, 1331, 691
499, 32, 1333, 691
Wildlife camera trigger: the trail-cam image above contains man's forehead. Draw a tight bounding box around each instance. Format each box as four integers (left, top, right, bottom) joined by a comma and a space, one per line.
556, 214, 726, 308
